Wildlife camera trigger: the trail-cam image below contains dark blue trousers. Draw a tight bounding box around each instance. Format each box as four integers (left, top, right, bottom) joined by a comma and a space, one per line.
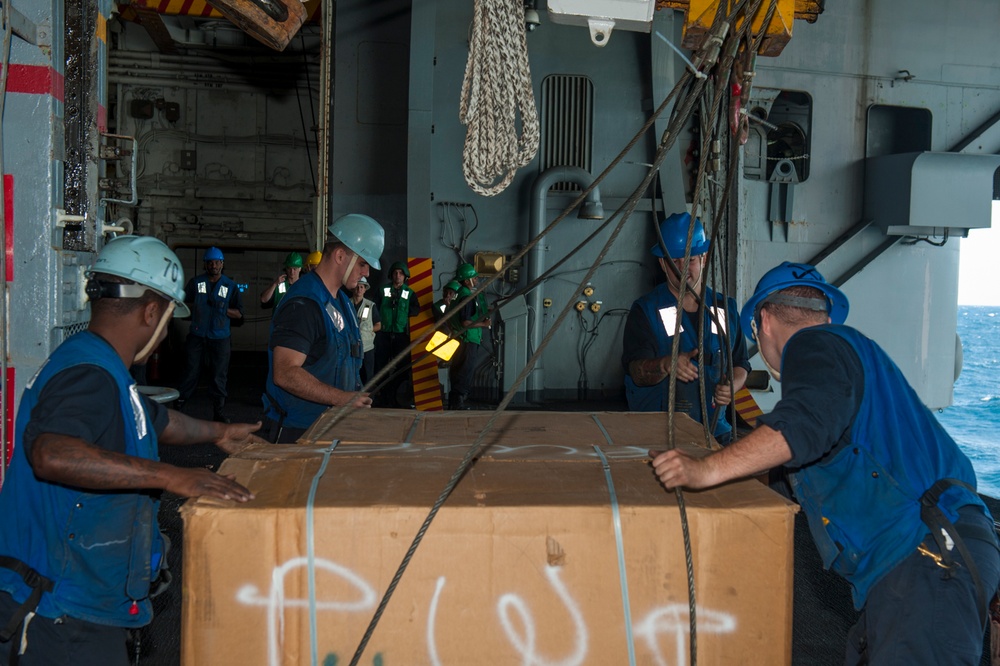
0, 591, 129, 666
177, 334, 231, 409
844, 510, 1000, 665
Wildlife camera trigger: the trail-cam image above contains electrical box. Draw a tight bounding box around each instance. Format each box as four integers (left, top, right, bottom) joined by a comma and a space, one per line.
547, 0, 655, 46
474, 251, 506, 276
129, 99, 154, 120
864, 152, 1000, 235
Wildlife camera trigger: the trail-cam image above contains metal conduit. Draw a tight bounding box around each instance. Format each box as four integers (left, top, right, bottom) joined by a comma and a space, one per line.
526, 166, 603, 399
107, 72, 318, 94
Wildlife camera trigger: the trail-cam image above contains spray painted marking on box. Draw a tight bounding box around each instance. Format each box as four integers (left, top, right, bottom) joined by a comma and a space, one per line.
635, 605, 737, 666
236, 558, 736, 665
235, 556, 377, 666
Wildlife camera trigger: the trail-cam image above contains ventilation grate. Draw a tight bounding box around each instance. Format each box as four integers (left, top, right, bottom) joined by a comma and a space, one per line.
55, 322, 89, 345
540, 75, 594, 192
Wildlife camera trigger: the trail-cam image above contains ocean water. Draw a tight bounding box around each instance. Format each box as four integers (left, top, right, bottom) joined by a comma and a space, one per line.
935, 305, 1000, 498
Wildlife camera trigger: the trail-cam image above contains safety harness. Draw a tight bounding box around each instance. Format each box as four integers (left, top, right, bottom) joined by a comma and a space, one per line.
919, 478, 998, 629
0, 556, 53, 643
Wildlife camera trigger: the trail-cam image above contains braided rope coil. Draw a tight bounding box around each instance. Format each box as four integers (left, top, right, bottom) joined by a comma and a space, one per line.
460, 0, 540, 196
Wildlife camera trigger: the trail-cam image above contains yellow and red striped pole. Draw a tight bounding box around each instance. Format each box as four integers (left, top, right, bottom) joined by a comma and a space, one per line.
733, 387, 764, 427
407, 258, 444, 411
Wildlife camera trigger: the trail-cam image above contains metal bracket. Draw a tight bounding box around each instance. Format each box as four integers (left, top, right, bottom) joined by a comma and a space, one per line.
7, 2, 38, 45
767, 158, 800, 241
55, 209, 86, 228
98, 134, 139, 206
588, 18, 616, 47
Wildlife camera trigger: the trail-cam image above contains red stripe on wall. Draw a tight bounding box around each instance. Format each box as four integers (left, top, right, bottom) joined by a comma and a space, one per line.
407, 257, 443, 411
413, 385, 440, 400
3, 64, 65, 101
410, 318, 432, 334
4, 175, 12, 283
410, 266, 433, 287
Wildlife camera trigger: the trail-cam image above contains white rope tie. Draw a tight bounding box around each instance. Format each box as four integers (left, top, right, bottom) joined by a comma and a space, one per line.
460, 0, 540, 196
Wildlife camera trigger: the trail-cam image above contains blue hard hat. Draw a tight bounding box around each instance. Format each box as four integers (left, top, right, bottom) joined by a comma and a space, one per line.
204, 246, 224, 262
88, 235, 190, 318
650, 212, 710, 259
740, 261, 849, 339
328, 213, 385, 270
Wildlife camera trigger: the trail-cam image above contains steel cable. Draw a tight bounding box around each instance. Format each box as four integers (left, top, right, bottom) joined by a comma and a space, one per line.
295, 6, 776, 663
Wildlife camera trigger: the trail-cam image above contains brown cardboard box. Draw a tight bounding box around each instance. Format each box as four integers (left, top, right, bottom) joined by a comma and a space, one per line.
181, 410, 797, 665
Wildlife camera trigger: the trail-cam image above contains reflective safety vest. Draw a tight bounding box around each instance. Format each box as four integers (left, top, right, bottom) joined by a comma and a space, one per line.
448, 286, 489, 345
0, 331, 163, 627
273, 280, 289, 308
265, 272, 363, 429
355, 296, 377, 352
786, 325, 991, 608
189, 274, 239, 339
379, 284, 416, 333
624, 284, 740, 438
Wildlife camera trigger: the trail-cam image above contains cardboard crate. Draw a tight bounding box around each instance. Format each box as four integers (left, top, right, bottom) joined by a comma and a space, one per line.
181, 410, 796, 665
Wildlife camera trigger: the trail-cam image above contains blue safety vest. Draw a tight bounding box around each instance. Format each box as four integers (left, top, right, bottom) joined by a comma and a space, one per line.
265, 272, 363, 429
624, 284, 740, 438
0, 331, 162, 627
787, 325, 989, 608
188, 274, 239, 339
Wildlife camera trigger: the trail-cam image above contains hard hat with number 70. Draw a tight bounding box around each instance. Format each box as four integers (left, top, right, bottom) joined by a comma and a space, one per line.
328, 213, 385, 270
88, 235, 190, 318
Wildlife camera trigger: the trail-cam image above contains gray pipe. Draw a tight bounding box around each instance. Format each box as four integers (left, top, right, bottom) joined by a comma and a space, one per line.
526, 166, 603, 398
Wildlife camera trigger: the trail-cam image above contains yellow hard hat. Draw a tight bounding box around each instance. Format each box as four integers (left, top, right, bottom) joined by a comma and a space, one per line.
306, 251, 322, 267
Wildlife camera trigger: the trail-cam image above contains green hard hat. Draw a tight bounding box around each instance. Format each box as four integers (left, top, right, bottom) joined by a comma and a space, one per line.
389, 261, 410, 278
88, 235, 190, 318
284, 252, 304, 268
444, 280, 461, 293
328, 213, 385, 270
456, 263, 478, 281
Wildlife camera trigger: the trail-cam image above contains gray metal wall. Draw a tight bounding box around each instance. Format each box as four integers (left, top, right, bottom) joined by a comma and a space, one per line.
406, 3, 688, 399
737, 0, 1000, 408
101, 0, 1000, 407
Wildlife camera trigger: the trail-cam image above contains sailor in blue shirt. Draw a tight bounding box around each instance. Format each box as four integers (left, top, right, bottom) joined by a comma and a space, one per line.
651, 261, 1000, 665
263, 213, 385, 443
623, 212, 749, 444
0, 236, 260, 666
175, 246, 244, 423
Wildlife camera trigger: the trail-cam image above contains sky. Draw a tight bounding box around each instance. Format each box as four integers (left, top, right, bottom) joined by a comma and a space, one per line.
957, 201, 1000, 306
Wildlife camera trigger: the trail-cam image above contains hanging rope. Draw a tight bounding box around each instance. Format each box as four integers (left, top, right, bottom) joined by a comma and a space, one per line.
459, 0, 540, 196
